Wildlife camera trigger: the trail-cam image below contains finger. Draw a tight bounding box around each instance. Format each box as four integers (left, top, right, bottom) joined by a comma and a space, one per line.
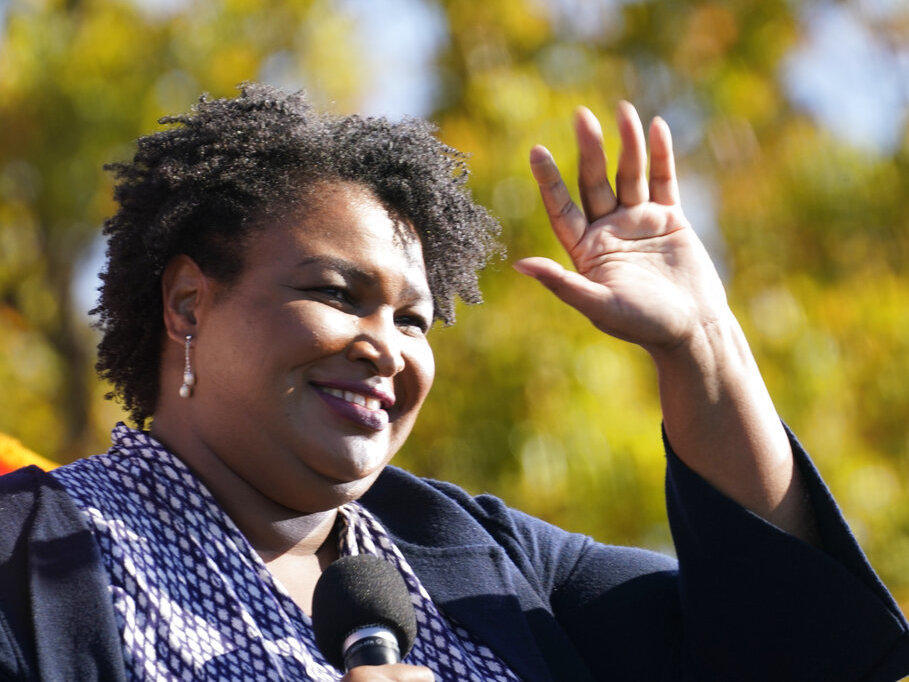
574, 106, 617, 221
648, 116, 680, 205
341, 664, 434, 681
614, 100, 649, 206
529, 145, 588, 252
513, 257, 614, 321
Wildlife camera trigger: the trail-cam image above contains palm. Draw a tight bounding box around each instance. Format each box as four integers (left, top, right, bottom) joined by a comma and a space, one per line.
516, 103, 729, 355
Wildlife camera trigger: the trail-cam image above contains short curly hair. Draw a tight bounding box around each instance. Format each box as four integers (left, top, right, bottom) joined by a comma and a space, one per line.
94, 82, 502, 426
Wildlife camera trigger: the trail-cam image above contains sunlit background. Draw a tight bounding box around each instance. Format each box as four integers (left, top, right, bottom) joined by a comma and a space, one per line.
1, 0, 907, 612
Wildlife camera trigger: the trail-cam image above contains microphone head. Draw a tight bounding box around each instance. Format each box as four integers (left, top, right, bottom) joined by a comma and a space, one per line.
311, 554, 417, 670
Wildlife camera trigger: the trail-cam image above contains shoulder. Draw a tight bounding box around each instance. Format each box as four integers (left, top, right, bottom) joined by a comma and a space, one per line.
0, 465, 86, 543
364, 466, 677, 595
0, 466, 52, 558
0, 464, 100, 557
0, 465, 108, 679
363, 464, 567, 548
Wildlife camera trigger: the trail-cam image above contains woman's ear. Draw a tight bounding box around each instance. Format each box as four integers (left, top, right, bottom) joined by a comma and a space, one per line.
161, 254, 209, 344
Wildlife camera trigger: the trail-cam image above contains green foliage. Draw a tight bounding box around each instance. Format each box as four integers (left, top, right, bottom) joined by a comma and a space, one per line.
1, 0, 906, 612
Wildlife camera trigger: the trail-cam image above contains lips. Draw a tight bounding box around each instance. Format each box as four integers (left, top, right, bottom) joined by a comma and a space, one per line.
310, 381, 394, 431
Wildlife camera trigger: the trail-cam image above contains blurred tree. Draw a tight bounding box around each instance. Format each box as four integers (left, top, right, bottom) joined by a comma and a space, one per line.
1, 0, 907, 613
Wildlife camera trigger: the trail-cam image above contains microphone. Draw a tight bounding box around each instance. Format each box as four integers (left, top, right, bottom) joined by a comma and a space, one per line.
311, 554, 417, 671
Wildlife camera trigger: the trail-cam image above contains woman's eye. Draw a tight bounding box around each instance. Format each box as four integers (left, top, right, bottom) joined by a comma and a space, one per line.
396, 314, 430, 334
309, 286, 352, 304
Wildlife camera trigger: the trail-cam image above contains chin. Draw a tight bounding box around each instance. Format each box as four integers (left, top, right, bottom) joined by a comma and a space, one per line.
293, 470, 383, 513
307, 440, 391, 486
328, 476, 381, 505
331, 453, 388, 485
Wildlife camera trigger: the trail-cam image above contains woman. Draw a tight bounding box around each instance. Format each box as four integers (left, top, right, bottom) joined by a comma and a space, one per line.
0, 83, 906, 681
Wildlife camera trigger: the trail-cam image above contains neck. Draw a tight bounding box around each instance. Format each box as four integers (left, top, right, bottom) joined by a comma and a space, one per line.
149, 410, 338, 561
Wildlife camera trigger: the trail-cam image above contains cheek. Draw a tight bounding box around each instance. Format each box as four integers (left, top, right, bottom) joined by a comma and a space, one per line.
408, 340, 436, 405
267, 303, 355, 362
200, 301, 348, 392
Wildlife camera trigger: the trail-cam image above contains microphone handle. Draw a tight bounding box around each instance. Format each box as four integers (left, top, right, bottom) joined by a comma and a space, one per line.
343, 625, 402, 670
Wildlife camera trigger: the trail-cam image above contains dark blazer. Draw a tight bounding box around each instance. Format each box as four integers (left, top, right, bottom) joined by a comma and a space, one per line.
1, 422, 907, 681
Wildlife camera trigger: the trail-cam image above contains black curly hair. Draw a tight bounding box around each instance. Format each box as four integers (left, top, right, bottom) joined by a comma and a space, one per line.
93, 82, 502, 426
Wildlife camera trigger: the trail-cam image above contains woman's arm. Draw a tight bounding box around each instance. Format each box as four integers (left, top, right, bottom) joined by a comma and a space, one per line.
650, 309, 819, 543
514, 102, 816, 542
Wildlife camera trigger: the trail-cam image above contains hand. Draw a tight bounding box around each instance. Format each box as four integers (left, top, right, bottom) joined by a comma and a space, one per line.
515, 101, 730, 357
517, 103, 818, 542
341, 663, 435, 681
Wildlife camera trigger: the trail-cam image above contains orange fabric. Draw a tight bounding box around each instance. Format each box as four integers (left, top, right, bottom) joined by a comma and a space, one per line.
0, 433, 57, 473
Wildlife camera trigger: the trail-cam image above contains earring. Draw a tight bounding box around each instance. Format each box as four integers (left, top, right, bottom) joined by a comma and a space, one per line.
179, 335, 195, 398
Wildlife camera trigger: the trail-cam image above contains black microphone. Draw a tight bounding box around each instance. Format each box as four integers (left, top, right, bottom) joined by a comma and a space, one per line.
311, 554, 417, 671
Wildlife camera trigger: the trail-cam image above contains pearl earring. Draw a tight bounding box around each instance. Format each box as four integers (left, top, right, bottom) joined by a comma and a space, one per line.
179, 335, 195, 398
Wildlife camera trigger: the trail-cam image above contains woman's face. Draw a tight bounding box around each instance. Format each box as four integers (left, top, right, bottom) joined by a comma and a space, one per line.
187, 182, 435, 512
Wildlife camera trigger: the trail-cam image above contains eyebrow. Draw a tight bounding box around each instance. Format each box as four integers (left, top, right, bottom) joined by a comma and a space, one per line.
295, 255, 431, 304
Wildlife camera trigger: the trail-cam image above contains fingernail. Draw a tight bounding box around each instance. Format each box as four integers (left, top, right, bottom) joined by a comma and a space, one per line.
529, 146, 551, 164
577, 107, 603, 135
512, 261, 534, 276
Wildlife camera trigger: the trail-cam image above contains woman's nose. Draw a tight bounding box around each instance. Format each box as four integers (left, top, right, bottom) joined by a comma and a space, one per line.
346, 312, 406, 377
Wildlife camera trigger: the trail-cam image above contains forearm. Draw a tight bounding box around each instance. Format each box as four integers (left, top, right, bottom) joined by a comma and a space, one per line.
649, 310, 819, 545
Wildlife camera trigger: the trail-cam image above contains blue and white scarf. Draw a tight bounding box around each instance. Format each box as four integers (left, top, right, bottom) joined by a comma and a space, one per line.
51, 423, 520, 681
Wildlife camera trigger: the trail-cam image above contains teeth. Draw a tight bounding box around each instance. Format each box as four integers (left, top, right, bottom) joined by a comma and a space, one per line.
345, 391, 366, 407
321, 387, 383, 411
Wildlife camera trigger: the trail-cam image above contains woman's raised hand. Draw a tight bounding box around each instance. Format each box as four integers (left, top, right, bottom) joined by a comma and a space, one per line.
515, 102, 730, 357
517, 103, 820, 542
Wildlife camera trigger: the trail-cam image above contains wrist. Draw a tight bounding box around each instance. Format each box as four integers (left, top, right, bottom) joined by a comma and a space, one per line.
649, 309, 797, 516
649, 308, 791, 471
647, 308, 749, 388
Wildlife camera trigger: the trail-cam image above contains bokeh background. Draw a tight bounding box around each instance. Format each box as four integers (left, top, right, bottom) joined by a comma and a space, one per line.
1, 0, 907, 612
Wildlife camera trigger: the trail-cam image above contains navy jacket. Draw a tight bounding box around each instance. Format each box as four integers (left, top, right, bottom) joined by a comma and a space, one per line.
1, 422, 907, 681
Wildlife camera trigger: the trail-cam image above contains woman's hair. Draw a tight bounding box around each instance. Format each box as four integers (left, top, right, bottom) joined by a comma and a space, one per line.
94, 82, 502, 425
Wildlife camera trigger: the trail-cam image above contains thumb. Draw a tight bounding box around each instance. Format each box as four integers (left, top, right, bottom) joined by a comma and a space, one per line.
513, 257, 612, 320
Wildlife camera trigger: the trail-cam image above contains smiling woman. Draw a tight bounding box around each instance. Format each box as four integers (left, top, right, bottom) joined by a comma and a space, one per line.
0, 84, 906, 682
152, 182, 436, 517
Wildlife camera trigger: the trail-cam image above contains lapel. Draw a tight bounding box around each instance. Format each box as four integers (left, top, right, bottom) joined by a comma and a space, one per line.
361, 466, 594, 682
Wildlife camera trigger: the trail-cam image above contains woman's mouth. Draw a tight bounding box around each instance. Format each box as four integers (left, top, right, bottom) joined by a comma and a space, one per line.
312, 385, 390, 431
320, 387, 383, 411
